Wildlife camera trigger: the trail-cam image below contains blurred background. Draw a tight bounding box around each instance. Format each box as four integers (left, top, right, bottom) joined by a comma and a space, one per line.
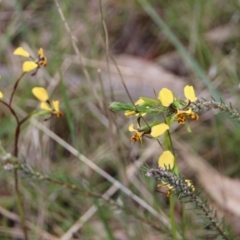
0, 0, 240, 239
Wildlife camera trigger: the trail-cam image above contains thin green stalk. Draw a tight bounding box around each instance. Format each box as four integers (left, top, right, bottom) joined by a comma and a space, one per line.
181, 203, 187, 240
163, 117, 178, 239
170, 195, 177, 240
13, 169, 28, 240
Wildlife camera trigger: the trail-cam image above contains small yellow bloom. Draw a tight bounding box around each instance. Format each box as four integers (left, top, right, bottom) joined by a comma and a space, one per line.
174, 108, 199, 124
151, 123, 169, 138
128, 124, 144, 143
40, 100, 63, 118
13, 47, 47, 73
0, 91, 3, 99
184, 85, 197, 102
158, 179, 194, 197
158, 150, 174, 169
37, 48, 47, 67
158, 88, 174, 107
157, 150, 195, 197
32, 87, 63, 118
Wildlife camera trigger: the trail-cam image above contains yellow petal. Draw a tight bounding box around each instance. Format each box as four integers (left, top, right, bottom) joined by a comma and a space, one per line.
158, 150, 174, 169
38, 48, 44, 57
124, 110, 137, 116
184, 85, 197, 102
23, 61, 38, 72
38, 48, 47, 66
0, 91, 3, 99
185, 179, 195, 191
128, 124, 135, 132
32, 87, 49, 101
40, 102, 52, 111
13, 47, 30, 57
52, 100, 63, 117
135, 98, 144, 105
158, 88, 174, 107
52, 100, 60, 112
151, 123, 169, 138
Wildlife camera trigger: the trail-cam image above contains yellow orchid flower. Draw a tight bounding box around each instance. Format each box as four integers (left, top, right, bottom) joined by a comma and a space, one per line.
14, 47, 47, 73
157, 150, 175, 196
128, 124, 145, 143
157, 151, 195, 196
40, 100, 62, 118
174, 108, 199, 124
32, 87, 63, 118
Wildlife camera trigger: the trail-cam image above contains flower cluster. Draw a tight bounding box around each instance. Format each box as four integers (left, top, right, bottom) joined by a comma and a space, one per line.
14, 47, 47, 75
32, 87, 63, 117
125, 85, 198, 144
12, 46, 62, 118
109, 85, 198, 196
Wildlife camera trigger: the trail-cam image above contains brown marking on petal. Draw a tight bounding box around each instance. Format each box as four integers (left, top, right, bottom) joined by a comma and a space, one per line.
188, 113, 199, 120
131, 134, 139, 142
55, 111, 63, 118
38, 57, 47, 66
178, 116, 186, 124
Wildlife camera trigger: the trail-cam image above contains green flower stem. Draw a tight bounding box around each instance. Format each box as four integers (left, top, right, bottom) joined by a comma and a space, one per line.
163, 117, 178, 240
181, 203, 187, 240
13, 169, 28, 240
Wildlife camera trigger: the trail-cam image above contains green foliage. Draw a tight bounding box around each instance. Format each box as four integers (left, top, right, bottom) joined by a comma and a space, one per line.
0, 0, 240, 239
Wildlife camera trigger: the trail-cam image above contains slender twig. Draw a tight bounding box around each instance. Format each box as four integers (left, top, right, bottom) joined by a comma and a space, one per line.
14, 114, 32, 157
9, 72, 25, 107
98, 0, 114, 101
0, 100, 19, 123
